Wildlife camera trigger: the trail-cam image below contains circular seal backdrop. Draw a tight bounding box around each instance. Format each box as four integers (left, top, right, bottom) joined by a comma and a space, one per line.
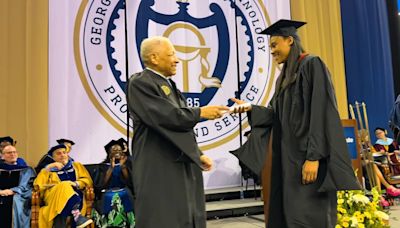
76, 0, 276, 148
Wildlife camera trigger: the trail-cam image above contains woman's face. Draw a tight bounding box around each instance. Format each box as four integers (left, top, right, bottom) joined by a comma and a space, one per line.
375, 129, 386, 140
269, 36, 293, 64
109, 145, 123, 160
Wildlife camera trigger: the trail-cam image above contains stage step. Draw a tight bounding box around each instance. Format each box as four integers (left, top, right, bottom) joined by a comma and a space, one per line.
205, 186, 264, 219
205, 186, 262, 202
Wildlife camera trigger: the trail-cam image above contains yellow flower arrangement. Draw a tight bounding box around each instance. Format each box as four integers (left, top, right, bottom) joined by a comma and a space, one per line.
336, 187, 389, 228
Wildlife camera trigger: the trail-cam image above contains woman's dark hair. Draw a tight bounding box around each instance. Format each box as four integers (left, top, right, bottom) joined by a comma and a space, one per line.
374, 127, 387, 134
275, 37, 305, 94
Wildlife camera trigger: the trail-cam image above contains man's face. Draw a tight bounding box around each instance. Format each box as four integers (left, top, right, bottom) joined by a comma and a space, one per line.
2, 145, 18, 164
269, 36, 293, 64
152, 40, 179, 76
0, 141, 11, 153
52, 148, 69, 165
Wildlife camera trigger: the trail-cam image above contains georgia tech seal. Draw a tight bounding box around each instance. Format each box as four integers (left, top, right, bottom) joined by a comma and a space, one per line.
75, 0, 276, 149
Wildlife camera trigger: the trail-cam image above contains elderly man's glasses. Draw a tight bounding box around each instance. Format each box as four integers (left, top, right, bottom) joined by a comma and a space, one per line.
3, 151, 18, 155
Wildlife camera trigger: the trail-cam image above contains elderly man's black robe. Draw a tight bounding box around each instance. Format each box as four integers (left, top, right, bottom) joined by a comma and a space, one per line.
127, 69, 206, 228
232, 55, 361, 228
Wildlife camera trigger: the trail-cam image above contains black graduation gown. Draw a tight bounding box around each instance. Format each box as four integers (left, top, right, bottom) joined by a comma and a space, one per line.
127, 69, 206, 228
232, 56, 361, 228
0, 169, 20, 228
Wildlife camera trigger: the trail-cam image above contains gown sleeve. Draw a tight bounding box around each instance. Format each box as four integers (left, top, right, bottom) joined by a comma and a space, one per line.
301, 57, 361, 191
11, 167, 35, 197
303, 57, 338, 161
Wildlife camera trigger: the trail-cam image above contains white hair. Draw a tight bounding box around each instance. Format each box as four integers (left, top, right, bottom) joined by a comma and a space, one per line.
140, 36, 171, 66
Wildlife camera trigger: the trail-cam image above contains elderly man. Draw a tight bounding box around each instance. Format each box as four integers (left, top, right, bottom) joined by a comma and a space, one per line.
0, 136, 15, 154
127, 36, 228, 228
0, 145, 35, 228
34, 144, 93, 228
35, 138, 75, 173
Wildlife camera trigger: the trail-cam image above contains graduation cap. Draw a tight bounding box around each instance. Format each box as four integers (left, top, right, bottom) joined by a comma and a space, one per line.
56, 138, 75, 145
0, 136, 15, 145
47, 144, 67, 156
104, 140, 123, 153
117, 138, 127, 145
259, 19, 306, 40
117, 138, 128, 150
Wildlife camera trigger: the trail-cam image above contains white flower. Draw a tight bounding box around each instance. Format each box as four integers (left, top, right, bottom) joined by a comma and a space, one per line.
351, 194, 370, 204
350, 216, 358, 227
374, 211, 389, 220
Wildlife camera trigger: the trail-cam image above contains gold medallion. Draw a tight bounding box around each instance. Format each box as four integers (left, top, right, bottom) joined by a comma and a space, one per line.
161, 85, 171, 96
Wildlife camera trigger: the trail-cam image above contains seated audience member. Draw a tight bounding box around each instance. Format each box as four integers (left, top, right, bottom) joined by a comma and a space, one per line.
373, 127, 400, 174
92, 140, 134, 228
0, 145, 35, 228
34, 144, 93, 228
370, 162, 400, 206
35, 138, 75, 173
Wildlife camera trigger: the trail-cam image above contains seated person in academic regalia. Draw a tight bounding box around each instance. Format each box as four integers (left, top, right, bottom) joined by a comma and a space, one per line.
0, 145, 36, 228
373, 127, 400, 174
92, 140, 134, 228
34, 144, 93, 228
35, 138, 75, 173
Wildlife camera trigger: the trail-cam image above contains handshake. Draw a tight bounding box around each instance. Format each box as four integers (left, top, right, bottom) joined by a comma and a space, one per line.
199, 98, 252, 120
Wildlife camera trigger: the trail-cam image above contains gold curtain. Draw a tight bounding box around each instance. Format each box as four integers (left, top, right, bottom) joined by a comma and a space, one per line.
0, 0, 48, 166
291, 0, 349, 118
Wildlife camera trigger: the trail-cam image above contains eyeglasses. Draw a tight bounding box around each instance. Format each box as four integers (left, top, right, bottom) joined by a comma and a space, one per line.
3, 151, 18, 155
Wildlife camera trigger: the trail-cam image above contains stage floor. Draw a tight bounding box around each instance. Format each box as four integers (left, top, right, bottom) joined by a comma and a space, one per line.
207, 206, 400, 228
207, 214, 264, 228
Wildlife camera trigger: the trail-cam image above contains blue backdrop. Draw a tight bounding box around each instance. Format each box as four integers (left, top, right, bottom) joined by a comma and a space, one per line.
340, 0, 395, 141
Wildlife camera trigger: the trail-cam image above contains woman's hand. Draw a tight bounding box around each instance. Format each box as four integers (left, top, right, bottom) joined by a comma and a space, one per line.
230, 98, 252, 113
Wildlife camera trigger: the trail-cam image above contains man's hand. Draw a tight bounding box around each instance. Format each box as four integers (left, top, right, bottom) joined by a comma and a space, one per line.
46, 162, 64, 171
230, 98, 252, 113
200, 155, 213, 171
302, 160, 319, 184
65, 181, 79, 188
0, 189, 15, 196
200, 105, 229, 120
